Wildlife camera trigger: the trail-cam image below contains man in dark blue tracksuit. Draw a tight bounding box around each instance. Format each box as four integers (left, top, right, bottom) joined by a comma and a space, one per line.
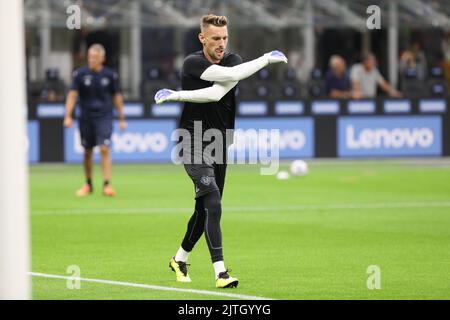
64, 44, 127, 197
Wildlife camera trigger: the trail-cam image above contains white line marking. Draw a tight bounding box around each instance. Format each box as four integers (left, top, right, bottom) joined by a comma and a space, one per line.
30, 272, 273, 300
32, 201, 450, 216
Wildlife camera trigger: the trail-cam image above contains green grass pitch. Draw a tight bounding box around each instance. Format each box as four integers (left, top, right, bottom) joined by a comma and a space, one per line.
30, 159, 450, 300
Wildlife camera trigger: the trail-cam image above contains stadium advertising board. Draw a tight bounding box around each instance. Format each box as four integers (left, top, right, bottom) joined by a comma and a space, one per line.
338, 116, 442, 157
38, 103, 144, 118
64, 119, 177, 162
28, 121, 39, 163
228, 118, 315, 161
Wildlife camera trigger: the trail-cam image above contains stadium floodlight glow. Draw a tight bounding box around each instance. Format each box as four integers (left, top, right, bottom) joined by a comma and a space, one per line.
0, 0, 31, 299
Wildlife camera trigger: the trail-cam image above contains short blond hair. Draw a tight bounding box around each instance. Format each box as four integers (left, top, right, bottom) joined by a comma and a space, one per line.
201, 14, 228, 31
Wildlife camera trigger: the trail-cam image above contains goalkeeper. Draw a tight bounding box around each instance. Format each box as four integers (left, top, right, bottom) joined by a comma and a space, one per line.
155, 14, 287, 288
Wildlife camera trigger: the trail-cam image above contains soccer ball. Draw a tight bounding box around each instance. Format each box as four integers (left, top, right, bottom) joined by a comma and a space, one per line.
290, 160, 309, 177
276, 170, 290, 180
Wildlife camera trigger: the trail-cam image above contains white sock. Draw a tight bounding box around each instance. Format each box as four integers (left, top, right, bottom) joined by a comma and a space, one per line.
213, 261, 226, 278
174, 246, 190, 263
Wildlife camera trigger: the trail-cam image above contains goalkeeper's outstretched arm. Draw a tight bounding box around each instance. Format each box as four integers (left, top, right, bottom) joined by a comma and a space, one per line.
154, 50, 288, 104
155, 81, 238, 104
200, 50, 287, 82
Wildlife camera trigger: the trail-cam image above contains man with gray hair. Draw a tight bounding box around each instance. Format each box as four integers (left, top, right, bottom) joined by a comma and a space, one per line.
64, 44, 127, 197
325, 55, 352, 99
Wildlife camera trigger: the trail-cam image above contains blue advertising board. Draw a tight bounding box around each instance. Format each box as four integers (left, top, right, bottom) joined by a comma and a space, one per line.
228, 118, 314, 161
38, 103, 144, 118
238, 102, 269, 116
338, 116, 442, 157
27, 121, 39, 163
64, 119, 177, 162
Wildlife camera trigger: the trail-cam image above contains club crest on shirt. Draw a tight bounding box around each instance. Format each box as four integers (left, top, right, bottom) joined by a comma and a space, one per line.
83, 76, 92, 86
200, 176, 211, 186
101, 77, 110, 86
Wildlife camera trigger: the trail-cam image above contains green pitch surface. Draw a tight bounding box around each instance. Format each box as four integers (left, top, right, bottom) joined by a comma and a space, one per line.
30, 160, 450, 300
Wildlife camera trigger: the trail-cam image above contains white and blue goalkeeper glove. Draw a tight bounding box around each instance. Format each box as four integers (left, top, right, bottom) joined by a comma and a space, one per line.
264, 50, 288, 64
154, 89, 179, 104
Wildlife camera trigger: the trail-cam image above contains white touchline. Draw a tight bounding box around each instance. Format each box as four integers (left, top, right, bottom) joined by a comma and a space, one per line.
32, 201, 450, 216
29, 272, 274, 300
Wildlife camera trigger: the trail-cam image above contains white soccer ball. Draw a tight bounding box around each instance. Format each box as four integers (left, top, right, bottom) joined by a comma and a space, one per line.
276, 170, 290, 180
290, 160, 309, 177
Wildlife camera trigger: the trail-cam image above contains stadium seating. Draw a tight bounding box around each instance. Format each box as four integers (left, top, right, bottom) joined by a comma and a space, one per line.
279, 67, 302, 99
427, 66, 447, 97
40, 68, 66, 102
400, 68, 426, 98
308, 68, 326, 98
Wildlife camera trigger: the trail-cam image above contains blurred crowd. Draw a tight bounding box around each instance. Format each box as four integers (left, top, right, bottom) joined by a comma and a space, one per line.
31, 34, 449, 104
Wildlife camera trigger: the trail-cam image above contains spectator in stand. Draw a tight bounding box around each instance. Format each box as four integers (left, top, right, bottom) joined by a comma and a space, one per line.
350, 52, 402, 99
325, 55, 352, 99
400, 41, 428, 80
